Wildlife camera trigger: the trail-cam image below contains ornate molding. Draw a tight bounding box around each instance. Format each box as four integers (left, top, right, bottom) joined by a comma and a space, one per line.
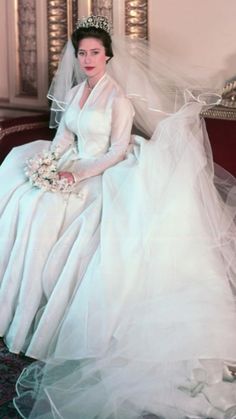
0, 121, 49, 142
17, 0, 37, 96
201, 105, 236, 121
125, 0, 148, 39
91, 0, 113, 24
47, 0, 78, 82
221, 79, 236, 108
5, 0, 48, 108
202, 80, 236, 120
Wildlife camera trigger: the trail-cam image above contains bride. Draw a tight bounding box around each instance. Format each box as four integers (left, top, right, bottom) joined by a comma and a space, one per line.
0, 15, 236, 419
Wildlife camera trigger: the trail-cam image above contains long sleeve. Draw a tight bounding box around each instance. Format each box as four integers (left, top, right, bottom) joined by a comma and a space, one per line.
50, 88, 77, 154
73, 97, 134, 182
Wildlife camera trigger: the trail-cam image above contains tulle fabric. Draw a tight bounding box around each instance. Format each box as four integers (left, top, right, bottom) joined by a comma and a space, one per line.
47, 40, 86, 128
48, 36, 223, 136
108, 37, 223, 136
14, 102, 236, 419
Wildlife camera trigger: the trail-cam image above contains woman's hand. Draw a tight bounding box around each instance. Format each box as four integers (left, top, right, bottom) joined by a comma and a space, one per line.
58, 171, 75, 183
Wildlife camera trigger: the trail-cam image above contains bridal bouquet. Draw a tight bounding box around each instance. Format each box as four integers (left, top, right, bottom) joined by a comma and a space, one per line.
24, 148, 75, 193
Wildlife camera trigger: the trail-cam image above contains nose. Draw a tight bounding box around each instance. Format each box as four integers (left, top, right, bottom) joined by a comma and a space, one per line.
84, 53, 91, 64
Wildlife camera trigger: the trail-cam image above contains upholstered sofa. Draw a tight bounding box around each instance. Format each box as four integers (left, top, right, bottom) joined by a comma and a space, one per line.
0, 114, 56, 164
204, 117, 236, 177
0, 112, 235, 177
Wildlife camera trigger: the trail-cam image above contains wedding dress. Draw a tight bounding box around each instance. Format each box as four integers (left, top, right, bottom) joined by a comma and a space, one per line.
0, 69, 234, 417
0, 73, 134, 355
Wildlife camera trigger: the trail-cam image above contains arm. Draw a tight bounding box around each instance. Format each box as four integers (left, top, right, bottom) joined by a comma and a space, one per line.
71, 97, 134, 182
51, 117, 74, 155
50, 88, 77, 155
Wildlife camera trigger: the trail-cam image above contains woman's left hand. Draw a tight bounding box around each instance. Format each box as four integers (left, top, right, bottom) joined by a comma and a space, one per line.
58, 171, 75, 183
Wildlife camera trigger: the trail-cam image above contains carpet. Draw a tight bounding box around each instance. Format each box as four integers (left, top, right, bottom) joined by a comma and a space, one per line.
0, 339, 33, 418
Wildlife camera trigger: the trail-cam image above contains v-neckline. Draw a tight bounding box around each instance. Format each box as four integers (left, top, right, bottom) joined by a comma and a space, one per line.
79, 73, 107, 111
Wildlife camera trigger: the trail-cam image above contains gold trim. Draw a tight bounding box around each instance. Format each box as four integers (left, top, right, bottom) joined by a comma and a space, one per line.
125, 0, 148, 39
47, 0, 78, 83
201, 80, 236, 120
0, 121, 49, 142
67, 0, 73, 37
221, 79, 236, 108
201, 105, 236, 121
91, 0, 113, 24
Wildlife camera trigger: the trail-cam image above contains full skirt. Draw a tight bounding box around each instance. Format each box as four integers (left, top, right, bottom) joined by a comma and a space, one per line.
1, 103, 236, 418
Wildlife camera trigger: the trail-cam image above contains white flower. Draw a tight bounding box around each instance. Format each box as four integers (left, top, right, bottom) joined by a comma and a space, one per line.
24, 148, 77, 194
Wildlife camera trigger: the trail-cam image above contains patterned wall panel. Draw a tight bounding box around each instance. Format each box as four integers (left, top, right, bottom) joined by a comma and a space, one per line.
91, 0, 113, 24
17, 0, 37, 96
125, 0, 148, 39
91, 0, 149, 38
47, 0, 78, 82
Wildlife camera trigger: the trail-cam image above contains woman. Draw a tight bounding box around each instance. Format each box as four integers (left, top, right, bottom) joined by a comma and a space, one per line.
2, 15, 236, 419
0, 19, 134, 357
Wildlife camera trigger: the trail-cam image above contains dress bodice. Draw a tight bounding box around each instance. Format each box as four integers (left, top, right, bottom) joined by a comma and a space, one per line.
51, 73, 135, 182
63, 74, 122, 158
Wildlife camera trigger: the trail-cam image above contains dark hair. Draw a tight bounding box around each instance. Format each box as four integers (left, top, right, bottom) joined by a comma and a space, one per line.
71, 27, 113, 61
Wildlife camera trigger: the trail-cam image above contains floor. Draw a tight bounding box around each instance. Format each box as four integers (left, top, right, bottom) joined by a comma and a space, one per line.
0, 339, 32, 418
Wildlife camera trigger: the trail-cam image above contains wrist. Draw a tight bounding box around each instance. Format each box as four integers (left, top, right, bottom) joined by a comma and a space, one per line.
72, 172, 81, 183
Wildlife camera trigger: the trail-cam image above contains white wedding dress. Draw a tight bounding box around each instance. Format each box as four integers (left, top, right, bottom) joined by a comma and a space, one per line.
0, 73, 236, 418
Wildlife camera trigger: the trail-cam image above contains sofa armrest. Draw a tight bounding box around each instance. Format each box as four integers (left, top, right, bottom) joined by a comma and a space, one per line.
0, 114, 56, 164
204, 117, 236, 177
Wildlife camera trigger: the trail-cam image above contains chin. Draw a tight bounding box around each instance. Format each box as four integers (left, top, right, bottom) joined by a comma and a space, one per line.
84, 69, 96, 77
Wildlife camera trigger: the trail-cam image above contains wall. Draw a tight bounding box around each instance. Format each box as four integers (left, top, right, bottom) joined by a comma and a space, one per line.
1, 0, 236, 108
0, 0, 9, 99
149, 0, 236, 84
0, 0, 49, 110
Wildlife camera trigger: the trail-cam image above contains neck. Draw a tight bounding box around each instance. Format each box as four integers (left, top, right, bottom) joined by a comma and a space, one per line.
87, 71, 106, 90
87, 79, 93, 91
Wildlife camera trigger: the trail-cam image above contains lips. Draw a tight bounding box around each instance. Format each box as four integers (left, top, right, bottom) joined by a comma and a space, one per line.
84, 67, 95, 71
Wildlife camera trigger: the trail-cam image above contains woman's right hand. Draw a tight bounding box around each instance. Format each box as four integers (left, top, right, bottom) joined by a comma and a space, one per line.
58, 171, 75, 183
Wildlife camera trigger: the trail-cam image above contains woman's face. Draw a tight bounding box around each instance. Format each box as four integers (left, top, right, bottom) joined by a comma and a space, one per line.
78, 37, 108, 81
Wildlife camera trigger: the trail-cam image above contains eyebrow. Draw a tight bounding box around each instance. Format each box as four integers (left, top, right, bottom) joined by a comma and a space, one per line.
78, 48, 101, 51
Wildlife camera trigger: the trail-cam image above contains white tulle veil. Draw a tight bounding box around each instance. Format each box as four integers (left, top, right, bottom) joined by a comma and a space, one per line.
48, 34, 223, 136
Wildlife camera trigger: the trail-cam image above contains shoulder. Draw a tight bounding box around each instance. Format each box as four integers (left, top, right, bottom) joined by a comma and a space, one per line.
105, 74, 124, 93
105, 74, 127, 99
105, 74, 134, 115
65, 82, 85, 102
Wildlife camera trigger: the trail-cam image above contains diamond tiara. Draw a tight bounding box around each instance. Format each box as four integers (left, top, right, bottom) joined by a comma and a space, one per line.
76, 15, 112, 35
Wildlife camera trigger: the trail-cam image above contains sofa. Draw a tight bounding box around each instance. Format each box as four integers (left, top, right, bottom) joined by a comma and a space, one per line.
204, 117, 236, 177
0, 114, 56, 164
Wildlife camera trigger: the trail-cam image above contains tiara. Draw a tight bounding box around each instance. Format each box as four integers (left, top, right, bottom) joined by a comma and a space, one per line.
76, 15, 112, 34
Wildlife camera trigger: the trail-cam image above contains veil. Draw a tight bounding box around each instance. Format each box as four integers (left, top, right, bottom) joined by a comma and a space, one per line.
47, 39, 86, 128
13, 25, 236, 419
47, 35, 223, 136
